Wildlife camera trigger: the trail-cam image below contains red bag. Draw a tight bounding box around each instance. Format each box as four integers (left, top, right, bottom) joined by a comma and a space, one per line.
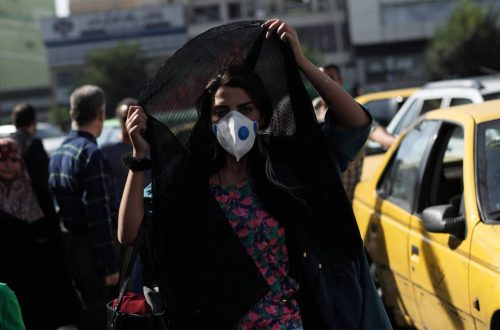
111, 292, 150, 316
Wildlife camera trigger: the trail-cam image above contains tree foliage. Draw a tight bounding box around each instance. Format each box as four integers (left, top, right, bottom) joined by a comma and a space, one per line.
79, 43, 151, 116
426, 0, 500, 79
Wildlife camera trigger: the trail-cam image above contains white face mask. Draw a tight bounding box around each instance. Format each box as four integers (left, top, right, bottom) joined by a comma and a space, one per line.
212, 110, 259, 161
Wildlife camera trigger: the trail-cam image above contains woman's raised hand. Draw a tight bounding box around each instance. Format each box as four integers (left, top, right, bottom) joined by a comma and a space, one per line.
262, 19, 304, 63
126, 106, 149, 157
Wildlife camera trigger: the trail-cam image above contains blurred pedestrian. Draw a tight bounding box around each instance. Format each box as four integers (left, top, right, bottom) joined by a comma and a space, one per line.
351, 82, 364, 98
49, 85, 120, 330
370, 121, 396, 148
10, 103, 57, 224
0, 138, 81, 330
319, 63, 343, 87
318, 63, 364, 202
101, 97, 150, 200
101, 97, 151, 294
0, 282, 26, 330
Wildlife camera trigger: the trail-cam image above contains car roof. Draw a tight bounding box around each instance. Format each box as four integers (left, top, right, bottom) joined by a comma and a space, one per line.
423, 75, 500, 94
355, 87, 419, 104
424, 99, 500, 123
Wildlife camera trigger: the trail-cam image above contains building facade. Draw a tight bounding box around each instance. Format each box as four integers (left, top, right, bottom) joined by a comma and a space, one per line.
347, 0, 500, 92
41, 3, 187, 108
0, 0, 54, 121
67, 0, 356, 84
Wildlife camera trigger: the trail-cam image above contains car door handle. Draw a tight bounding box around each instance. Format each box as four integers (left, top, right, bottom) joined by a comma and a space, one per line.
411, 245, 419, 256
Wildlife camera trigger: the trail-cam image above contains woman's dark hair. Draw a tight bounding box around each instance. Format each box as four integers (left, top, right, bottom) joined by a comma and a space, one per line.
197, 65, 273, 127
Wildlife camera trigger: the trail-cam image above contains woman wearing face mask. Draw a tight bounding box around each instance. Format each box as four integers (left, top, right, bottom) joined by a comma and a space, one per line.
118, 19, 391, 330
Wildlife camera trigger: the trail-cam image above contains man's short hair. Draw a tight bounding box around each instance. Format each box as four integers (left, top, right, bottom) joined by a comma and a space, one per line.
11, 103, 36, 128
70, 85, 106, 126
320, 63, 342, 82
115, 97, 138, 119
321, 63, 341, 75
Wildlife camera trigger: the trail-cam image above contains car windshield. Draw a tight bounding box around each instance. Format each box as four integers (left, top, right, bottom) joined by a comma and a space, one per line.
477, 119, 500, 221
483, 91, 500, 101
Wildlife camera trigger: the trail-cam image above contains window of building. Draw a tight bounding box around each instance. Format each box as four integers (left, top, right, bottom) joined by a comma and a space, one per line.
228, 3, 241, 19
191, 5, 220, 24
285, 0, 311, 14
56, 72, 78, 87
364, 53, 427, 85
296, 25, 337, 52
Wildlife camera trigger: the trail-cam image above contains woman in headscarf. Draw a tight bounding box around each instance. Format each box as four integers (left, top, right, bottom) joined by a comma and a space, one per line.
0, 137, 81, 329
118, 19, 392, 329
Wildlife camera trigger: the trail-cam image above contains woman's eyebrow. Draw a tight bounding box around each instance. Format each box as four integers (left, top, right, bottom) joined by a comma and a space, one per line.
237, 101, 253, 108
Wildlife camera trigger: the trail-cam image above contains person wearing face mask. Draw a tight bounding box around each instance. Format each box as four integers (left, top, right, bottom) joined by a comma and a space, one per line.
118, 19, 391, 330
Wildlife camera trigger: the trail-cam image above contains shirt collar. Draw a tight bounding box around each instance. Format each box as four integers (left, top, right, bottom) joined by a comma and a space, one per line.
68, 130, 97, 144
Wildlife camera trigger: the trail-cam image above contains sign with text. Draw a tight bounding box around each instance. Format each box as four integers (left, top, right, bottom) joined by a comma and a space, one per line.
41, 4, 185, 43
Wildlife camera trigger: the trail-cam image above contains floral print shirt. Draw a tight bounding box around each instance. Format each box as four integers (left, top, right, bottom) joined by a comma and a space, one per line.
209, 178, 302, 330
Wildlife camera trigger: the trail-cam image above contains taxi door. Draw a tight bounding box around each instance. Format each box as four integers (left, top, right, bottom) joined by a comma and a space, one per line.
408, 121, 475, 329
371, 120, 443, 327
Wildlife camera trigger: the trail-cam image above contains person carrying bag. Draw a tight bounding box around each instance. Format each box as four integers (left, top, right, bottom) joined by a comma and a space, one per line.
107, 222, 169, 330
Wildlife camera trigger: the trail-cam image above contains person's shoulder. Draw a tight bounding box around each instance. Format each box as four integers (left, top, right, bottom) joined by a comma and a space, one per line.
0, 282, 16, 298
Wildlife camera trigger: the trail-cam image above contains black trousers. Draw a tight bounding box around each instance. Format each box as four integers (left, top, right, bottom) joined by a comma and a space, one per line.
63, 233, 117, 330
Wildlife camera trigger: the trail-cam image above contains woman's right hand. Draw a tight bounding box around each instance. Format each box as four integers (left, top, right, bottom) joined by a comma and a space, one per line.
126, 106, 149, 157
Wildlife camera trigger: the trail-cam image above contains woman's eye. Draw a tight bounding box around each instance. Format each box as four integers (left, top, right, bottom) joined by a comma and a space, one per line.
240, 106, 253, 114
214, 108, 228, 117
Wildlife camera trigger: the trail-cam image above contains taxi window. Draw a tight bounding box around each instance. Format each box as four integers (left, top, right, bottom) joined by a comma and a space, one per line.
392, 98, 418, 136
421, 124, 464, 210
483, 92, 500, 101
378, 120, 440, 211
392, 98, 442, 136
420, 98, 442, 114
450, 98, 473, 107
477, 119, 500, 222
365, 99, 393, 125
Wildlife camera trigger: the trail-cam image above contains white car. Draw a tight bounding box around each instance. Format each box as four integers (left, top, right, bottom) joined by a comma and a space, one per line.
36, 122, 66, 155
387, 75, 500, 137
0, 122, 66, 155
366, 75, 500, 155
361, 75, 500, 182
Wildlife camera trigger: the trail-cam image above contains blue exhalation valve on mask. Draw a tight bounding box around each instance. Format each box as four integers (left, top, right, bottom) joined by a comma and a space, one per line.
212, 111, 258, 161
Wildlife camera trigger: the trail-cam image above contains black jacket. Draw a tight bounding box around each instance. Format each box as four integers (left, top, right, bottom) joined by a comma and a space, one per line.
149, 121, 370, 329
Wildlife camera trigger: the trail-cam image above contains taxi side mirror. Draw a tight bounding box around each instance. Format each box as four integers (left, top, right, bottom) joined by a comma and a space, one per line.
422, 204, 465, 240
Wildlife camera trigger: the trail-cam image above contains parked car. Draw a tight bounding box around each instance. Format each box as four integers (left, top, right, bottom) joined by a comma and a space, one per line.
36, 122, 66, 155
361, 75, 500, 182
353, 100, 500, 329
97, 118, 121, 147
355, 87, 419, 126
0, 124, 16, 137
0, 122, 66, 155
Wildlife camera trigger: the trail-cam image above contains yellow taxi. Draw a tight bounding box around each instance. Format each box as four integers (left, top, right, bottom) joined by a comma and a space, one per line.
355, 87, 419, 126
355, 87, 419, 182
353, 100, 500, 329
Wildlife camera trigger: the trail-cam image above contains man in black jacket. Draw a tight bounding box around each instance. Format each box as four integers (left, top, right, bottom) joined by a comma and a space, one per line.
10, 103, 55, 218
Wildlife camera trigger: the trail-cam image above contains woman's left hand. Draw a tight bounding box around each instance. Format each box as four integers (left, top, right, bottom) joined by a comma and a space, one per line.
262, 19, 304, 63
